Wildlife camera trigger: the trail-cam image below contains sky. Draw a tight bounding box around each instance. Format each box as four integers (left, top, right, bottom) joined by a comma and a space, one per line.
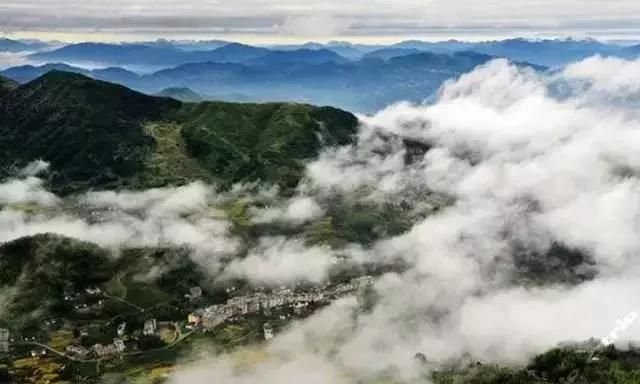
2, 0, 640, 43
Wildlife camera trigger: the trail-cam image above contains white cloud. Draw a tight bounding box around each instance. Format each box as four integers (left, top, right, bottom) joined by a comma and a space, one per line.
172, 56, 640, 382
224, 237, 337, 284
277, 14, 351, 37
250, 196, 324, 225
2, 0, 640, 39
0, 176, 59, 206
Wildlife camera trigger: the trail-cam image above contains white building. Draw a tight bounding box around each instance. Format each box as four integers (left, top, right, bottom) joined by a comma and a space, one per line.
143, 319, 157, 336
113, 339, 126, 353
66, 345, 90, 358
0, 328, 9, 354
117, 322, 127, 337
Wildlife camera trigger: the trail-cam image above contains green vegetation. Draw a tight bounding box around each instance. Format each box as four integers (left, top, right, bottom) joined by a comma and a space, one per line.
432, 347, 640, 384
0, 71, 358, 193
176, 101, 357, 189
136, 122, 213, 187
0, 234, 112, 329
0, 236, 216, 332
0, 71, 179, 193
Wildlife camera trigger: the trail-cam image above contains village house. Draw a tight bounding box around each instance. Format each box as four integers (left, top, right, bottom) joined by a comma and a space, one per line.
92, 339, 125, 358
187, 311, 203, 327
263, 323, 274, 341
199, 276, 373, 330
30, 349, 46, 357
143, 319, 158, 336
66, 345, 90, 358
85, 287, 103, 296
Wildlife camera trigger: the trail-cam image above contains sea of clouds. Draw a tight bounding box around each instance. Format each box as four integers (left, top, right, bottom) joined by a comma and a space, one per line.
3, 55, 640, 382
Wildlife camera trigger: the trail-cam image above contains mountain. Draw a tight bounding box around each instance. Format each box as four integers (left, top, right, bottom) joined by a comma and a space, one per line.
28, 42, 189, 66
139, 38, 232, 51
0, 234, 113, 327
0, 71, 179, 192
3, 48, 545, 113
0, 233, 212, 332
129, 50, 502, 112
246, 49, 349, 67
270, 42, 373, 59
28, 42, 271, 67
0, 38, 50, 52
0, 63, 90, 83
1, 50, 516, 113
469, 38, 625, 67
622, 44, 640, 56
0, 71, 358, 192
391, 39, 476, 52
389, 38, 630, 67
363, 48, 422, 60
200, 42, 270, 63
387, 51, 495, 71
155, 87, 204, 102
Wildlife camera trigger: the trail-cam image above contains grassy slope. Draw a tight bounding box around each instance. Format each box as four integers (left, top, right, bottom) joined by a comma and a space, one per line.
176, 101, 357, 189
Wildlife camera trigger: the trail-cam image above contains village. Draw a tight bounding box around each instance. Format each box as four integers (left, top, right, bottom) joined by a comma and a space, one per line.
0, 276, 375, 364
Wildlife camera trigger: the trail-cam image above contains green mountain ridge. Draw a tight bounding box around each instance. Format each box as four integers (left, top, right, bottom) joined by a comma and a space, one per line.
0, 71, 358, 193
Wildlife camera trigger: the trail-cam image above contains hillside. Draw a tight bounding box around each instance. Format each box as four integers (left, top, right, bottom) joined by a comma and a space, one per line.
0, 71, 180, 192
0, 71, 358, 193
0, 234, 215, 332
0, 76, 17, 99
176, 101, 357, 188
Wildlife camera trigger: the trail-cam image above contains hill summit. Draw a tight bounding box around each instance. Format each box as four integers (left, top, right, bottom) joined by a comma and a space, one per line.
0, 72, 358, 193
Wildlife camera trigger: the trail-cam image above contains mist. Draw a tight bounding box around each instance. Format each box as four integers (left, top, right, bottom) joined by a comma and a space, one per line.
167, 56, 640, 383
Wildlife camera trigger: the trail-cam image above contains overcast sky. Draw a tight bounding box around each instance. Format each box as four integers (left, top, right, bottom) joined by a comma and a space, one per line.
2, 0, 640, 43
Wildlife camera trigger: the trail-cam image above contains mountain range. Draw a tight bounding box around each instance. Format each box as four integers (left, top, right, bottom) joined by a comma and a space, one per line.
2, 36, 640, 112
6, 37, 638, 67
2, 50, 534, 112
0, 38, 53, 52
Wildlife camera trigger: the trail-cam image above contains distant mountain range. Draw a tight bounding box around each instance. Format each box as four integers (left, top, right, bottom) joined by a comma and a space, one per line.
2, 51, 537, 112
3, 37, 640, 68
28, 42, 273, 67
3, 36, 640, 111
0, 38, 53, 52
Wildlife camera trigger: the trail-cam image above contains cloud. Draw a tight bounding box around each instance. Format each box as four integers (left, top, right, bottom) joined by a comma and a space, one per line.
82, 181, 211, 217
0, 181, 240, 275
277, 14, 351, 37
0, 177, 59, 206
170, 56, 640, 382
250, 196, 324, 225
3, 0, 640, 39
223, 237, 337, 284
7, 54, 640, 383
